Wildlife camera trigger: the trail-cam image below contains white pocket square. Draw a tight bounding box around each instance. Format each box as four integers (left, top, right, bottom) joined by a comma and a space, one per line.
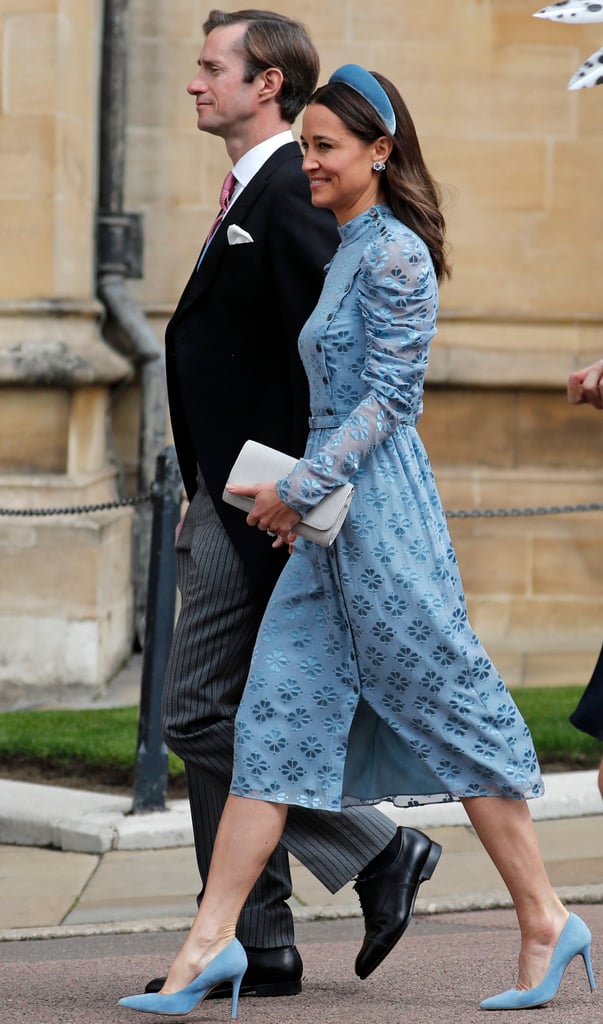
227, 224, 254, 245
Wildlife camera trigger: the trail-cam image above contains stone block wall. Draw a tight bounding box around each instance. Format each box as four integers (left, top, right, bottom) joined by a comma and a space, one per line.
419, 388, 603, 686
0, 0, 134, 704
0, 0, 99, 300
1, 1, 602, 699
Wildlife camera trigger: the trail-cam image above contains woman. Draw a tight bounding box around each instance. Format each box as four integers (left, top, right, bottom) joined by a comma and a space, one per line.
119, 65, 596, 1016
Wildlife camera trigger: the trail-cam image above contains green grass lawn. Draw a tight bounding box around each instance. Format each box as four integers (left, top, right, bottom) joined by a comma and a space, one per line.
0, 685, 600, 789
0, 705, 185, 786
513, 686, 601, 768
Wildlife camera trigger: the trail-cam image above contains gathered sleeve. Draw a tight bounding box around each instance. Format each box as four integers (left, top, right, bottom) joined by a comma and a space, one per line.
276, 229, 439, 516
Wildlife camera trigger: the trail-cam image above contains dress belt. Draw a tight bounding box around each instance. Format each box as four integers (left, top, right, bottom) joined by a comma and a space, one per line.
308, 413, 348, 429
308, 412, 418, 430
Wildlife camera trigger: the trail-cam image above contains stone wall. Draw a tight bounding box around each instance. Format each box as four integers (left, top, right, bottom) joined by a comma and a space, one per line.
1, 0, 602, 700
0, 0, 134, 704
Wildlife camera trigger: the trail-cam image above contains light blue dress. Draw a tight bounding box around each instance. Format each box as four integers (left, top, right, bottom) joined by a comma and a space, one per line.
230, 204, 543, 812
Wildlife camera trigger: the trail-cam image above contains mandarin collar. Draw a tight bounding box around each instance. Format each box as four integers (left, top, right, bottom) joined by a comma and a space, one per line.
338, 204, 388, 246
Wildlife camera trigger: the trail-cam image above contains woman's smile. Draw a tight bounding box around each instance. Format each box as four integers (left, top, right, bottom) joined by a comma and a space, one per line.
300, 104, 387, 223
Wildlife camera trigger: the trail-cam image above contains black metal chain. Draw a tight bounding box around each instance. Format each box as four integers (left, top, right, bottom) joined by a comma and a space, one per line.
446, 502, 603, 520
0, 496, 602, 519
0, 494, 151, 517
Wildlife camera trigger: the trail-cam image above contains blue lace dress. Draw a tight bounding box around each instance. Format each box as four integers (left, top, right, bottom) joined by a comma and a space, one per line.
230, 204, 543, 812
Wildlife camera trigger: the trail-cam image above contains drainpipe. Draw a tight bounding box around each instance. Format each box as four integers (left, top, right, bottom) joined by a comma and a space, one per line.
96, 0, 169, 642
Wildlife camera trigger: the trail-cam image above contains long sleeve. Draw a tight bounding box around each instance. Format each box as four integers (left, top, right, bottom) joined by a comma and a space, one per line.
277, 223, 439, 516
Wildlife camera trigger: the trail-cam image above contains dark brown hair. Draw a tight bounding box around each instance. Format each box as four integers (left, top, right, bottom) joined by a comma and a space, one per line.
308, 73, 451, 281
203, 9, 320, 123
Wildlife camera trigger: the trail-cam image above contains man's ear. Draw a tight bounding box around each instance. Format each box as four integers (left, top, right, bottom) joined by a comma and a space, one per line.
257, 66, 284, 103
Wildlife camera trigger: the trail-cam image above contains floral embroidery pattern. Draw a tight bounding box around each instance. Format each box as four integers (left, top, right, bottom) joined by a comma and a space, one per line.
231, 206, 543, 812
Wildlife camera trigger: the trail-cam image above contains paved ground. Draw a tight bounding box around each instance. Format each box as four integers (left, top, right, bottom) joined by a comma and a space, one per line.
1, 658, 602, 1023
1, 907, 601, 1024
1, 781, 602, 1024
1, 791, 603, 934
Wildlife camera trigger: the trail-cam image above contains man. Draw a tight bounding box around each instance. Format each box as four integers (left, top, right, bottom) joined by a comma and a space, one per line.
151, 9, 441, 998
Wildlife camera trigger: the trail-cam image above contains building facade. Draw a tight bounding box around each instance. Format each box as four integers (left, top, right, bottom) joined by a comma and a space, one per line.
1, 0, 602, 704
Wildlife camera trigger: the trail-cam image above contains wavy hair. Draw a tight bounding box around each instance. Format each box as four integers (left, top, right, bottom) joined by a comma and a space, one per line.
308, 73, 451, 281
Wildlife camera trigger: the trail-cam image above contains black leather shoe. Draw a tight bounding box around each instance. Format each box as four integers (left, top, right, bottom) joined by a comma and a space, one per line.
354, 827, 442, 979
144, 944, 303, 998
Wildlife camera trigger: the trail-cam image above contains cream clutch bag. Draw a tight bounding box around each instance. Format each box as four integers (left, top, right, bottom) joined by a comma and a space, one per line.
223, 440, 354, 547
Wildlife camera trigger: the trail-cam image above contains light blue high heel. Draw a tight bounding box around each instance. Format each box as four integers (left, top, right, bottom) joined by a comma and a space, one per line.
480, 912, 596, 1010
118, 937, 247, 1018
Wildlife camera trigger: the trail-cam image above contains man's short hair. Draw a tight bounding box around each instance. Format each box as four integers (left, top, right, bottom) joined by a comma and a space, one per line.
203, 9, 320, 122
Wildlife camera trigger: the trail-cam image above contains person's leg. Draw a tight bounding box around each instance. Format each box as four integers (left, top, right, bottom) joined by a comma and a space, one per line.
161, 488, 296, 947
461, 796, 568, 990
283, 803, 395, 891
162, 490, 416, 900
162, 795, 288, 994
598, 755, 603, 800
161, 490, 439, 984
186, 764, 295, 947
163, 503, 399, 933
283, 803, 442, 979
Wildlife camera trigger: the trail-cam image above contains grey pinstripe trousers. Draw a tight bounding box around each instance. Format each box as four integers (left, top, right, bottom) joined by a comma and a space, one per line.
161, 481, 396, 948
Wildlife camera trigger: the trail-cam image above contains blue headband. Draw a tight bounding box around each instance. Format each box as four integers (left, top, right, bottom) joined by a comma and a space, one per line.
328, 64, 396, 135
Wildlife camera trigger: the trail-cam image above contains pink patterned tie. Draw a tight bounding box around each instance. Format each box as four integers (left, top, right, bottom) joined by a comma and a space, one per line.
205, 170, 237, 246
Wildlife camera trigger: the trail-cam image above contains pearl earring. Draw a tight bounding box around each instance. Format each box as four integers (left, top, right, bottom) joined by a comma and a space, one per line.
372, 160, 387, 172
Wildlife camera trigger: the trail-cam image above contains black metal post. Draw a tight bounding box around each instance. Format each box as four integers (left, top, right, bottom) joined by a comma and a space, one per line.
132, 446, 182, 812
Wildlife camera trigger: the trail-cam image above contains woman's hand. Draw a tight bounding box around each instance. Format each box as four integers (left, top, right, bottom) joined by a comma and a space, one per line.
225, 482, 301, 548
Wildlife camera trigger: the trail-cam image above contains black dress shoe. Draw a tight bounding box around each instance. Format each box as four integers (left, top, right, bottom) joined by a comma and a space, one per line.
144, 944, 303, 998
354, 826, 442, 979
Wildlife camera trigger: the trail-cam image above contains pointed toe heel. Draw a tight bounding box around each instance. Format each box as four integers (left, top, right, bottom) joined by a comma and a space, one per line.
118, 937, 248, 1018
480, 913, 596, 1010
